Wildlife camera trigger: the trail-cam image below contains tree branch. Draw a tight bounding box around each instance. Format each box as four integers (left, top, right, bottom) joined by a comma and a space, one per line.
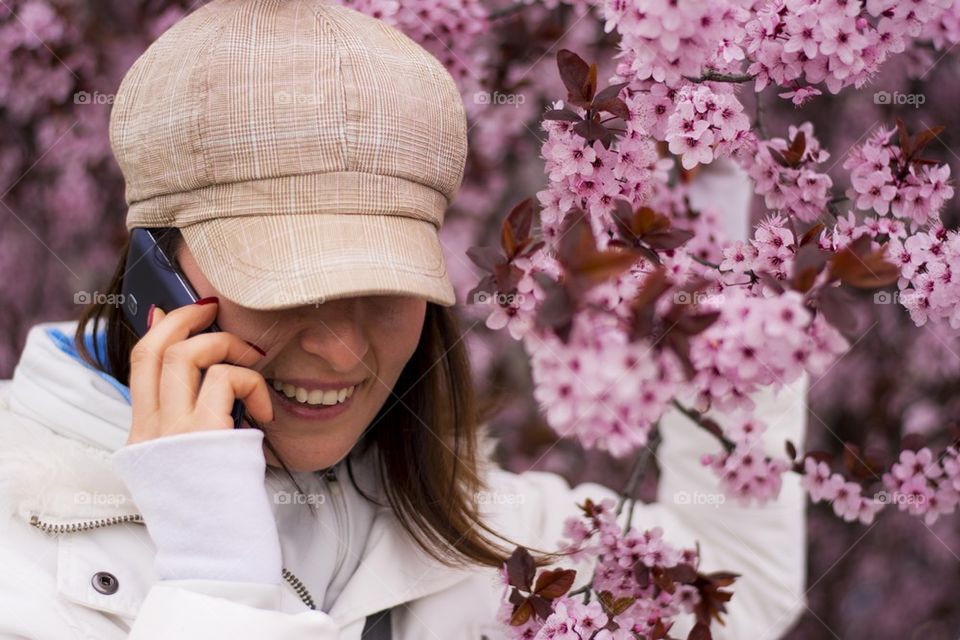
683, 70, 757, 84
670, 399, 736, 453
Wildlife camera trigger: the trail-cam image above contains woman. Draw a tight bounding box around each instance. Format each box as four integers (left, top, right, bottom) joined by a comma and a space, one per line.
0, 1, 808, 638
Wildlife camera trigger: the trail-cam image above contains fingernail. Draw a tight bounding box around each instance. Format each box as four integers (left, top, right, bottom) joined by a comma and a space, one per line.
146, 304, 156, 329
195, 296, 219, 306
244, 340, 267, 357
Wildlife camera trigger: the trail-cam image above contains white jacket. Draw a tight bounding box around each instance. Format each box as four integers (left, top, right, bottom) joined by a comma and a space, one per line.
0, 320, 808, 639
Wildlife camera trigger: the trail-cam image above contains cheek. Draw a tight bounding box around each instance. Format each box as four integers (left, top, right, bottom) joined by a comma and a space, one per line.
213, 303, 276, 348
373, 301, 426, 379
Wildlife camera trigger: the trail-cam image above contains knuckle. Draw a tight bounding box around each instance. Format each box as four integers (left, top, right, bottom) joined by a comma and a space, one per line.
129, 340, 156, 365
205, 363, 232, 383
161, 343, 188, 366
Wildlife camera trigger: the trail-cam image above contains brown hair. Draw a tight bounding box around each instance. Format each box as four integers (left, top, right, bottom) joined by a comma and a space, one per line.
74, 229, 536, 569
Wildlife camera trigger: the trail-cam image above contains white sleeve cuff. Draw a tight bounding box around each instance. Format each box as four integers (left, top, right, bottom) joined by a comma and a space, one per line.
111, 428, 282, 585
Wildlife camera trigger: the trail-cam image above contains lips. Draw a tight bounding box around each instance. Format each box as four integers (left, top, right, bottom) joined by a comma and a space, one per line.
268, 379, 359, 407
269, 384, 364, 422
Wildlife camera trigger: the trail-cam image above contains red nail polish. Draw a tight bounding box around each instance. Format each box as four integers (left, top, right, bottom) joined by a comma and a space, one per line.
195, 296, 219, 306
244, 340, 267, 356
146, 304, 156, 329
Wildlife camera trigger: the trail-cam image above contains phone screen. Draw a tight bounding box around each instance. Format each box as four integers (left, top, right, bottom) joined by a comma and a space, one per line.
121, 228, 247, 428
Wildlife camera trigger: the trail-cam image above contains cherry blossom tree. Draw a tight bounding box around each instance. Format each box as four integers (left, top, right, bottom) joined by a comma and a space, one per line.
3, 0, 960, 637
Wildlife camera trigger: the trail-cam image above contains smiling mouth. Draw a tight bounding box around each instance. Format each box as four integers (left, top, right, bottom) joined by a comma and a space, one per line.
266, 378, 363, 408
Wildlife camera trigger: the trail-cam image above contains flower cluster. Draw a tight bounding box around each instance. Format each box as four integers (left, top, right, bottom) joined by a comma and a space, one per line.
800, 445, 960, 527
817, 210, 908, 252
843, 125, 955, 227
719, 212, 798, 280
538, 99, 664, 244
601, 0, 748, 88
701, 417, 791, 506
688, 288, 848, 413
499, 498, 727, 640
526, 308, 685, 457
741, 122, 833, 224
801, 458, 886, 525
921, 0, 960, 50
881, 447, 960, 525
665, 84, 752, 170
887, 225, 960, 328
743, 0, 956, 103
481, 250, 561, 341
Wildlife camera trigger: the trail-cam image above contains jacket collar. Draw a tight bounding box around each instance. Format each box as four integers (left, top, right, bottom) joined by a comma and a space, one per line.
0, 320, 475, 626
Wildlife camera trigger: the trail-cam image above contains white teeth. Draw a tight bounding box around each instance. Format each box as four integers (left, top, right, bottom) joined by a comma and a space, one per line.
271, 379, 358, 407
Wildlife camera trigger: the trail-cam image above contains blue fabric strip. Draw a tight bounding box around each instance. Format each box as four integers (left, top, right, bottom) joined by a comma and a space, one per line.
45, 327, 132, 404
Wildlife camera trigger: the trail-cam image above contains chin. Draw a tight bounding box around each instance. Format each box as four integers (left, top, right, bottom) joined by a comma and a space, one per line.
261, 425, 363, 472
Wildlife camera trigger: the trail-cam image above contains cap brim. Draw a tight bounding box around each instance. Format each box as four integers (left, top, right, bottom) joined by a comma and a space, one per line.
178, 213, 456, 310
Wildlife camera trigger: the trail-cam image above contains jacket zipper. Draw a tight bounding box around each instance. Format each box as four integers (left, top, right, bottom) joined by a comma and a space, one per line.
29, 513, 144, 533
281, 567, 316, 610
28, 514, 319, 611
325, 466, 349, 582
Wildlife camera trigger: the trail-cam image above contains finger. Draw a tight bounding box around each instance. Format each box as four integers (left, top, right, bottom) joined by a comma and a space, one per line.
128, 306, 169, 439
128, 300, 217, 433
158, 331, 267, 423
194, 364, 275, 430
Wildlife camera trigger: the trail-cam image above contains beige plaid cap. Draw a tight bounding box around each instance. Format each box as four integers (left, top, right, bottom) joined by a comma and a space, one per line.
109, 0, 467, 309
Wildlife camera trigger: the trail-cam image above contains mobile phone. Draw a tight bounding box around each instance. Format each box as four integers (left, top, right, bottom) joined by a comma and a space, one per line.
121, 227, 247, 428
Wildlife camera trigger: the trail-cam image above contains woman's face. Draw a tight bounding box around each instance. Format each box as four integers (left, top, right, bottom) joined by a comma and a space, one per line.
176, 244, 427, 472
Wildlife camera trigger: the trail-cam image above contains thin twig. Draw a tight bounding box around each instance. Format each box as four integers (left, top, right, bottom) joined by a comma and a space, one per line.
670, 399, 736, 453
616, 430, 662, 534
755, 91, 767, 140
489, 3, 528, 20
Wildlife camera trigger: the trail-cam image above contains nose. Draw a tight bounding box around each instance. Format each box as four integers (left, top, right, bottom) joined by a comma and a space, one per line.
295, 298, 371, 374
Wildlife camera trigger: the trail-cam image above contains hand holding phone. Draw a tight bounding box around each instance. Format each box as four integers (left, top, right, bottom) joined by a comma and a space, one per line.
123, 228, 273, 440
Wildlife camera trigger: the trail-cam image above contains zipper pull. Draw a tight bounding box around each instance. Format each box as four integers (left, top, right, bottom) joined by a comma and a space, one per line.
325, 465, 341, 497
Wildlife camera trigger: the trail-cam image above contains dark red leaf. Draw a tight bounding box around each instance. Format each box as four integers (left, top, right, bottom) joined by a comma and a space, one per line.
896, 118, 911, 157
529, 594, 554, 620
817, 285, 861, 335
786, 440, 798, 461
593, 96, 630, 120
505, 547, 536, 591
543, 108, 582, 122
668, 563, 698, 584
533, 569, 576, 599
502, 198, 535, 257
572, 118, 608, 142
791, 244, 830, 293
688, 622, 713, 640
557, 49, 596, 106
799, 223, 825, 247
593, 81, 629, 103
509, 599, 534, 626
467, 246, 505, 273
829, 240, 900, 288
901, 433, 926, 452
755, 270, 785, 294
